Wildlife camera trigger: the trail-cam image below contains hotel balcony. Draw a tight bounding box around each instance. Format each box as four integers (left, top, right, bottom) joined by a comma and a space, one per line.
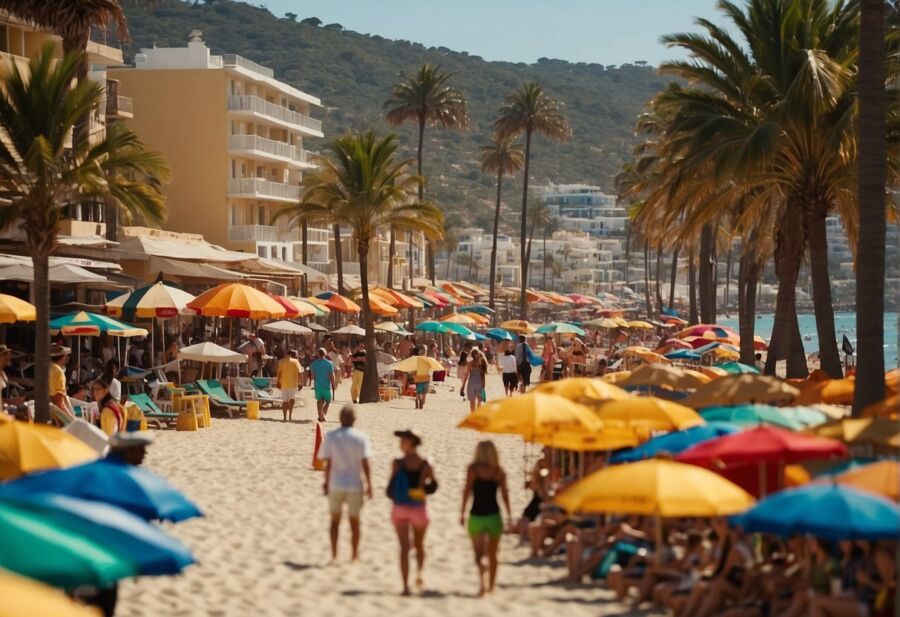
227, 224, 300, 244
228, 134, 314, 169
227, 178, 300, 203
227, 95, 323, 137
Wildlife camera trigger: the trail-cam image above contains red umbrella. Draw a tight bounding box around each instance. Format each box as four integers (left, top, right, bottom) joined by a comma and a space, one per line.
677, 426, 847, 467
270, 295, 301, 319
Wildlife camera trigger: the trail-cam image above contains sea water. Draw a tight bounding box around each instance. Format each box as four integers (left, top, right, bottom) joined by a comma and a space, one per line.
718, 312, 899, 368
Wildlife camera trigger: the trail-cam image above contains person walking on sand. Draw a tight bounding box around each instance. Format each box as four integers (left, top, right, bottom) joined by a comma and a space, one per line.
310, 348, 336, 422
499, 349, 518, 397
276, 349, 303, 422
349, 341, 366, 404
387, 430, 435, 596
461, 440, 512, 597
320, 406, 373, 563
514, 335, 532, 393
461, 348, 487, 412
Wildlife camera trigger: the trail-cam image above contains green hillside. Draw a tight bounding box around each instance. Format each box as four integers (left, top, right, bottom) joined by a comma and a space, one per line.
121, 0, 670, 229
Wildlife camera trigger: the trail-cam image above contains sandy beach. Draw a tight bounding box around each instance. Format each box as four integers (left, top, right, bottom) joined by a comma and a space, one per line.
116, 375, 663, 617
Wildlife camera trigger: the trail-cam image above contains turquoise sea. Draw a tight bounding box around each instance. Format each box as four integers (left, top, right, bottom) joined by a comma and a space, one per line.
718, 312, 899, 368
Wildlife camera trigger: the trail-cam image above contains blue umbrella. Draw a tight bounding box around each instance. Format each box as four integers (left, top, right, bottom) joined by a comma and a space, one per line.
415, 320, 474, 337
459, 304, 495, 315
486, 328, 514, 341
1, 459, 202, 523
664, 349, 702, 361
716, 361, 760, 375
2, 494, 195, 576
699, 404, 804, 430
610, 422, 742, 464
733, 484, 900, 541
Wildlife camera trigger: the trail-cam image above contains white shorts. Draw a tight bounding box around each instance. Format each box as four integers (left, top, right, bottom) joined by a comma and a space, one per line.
328, 490, 364, 517
281, 389, 296, 402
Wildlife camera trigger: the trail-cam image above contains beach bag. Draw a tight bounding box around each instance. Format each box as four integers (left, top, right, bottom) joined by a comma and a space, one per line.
527, 345, 544, 367
124, 403, 146, 432
386, 464, 413, 504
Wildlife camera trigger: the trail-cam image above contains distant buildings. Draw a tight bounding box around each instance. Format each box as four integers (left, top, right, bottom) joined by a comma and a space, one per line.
540, 183, 628, 237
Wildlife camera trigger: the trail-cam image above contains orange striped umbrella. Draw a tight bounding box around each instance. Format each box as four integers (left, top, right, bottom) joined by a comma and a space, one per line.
318, 293, 361, 314
373, 287, 423, 309
440, 312, 477, 325
367, 295, 398, 317
188, 283, 286, 319
271, 295, 301, 318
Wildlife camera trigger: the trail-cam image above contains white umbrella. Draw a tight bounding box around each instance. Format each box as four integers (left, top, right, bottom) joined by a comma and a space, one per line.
332, 325, 366, 336
178, 342, 247, 363
375, 321, 411, 335
260, 321, 313, 335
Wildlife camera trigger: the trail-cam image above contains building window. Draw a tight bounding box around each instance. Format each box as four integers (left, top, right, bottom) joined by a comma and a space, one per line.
258, 205, 266, 226
281, 247, 287, 261
257, 245, 267, 258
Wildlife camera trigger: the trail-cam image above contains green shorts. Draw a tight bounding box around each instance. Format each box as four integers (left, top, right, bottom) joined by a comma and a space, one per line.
415, 382, 429, 395
314, 386, 332, 402
468, 513, 503, 538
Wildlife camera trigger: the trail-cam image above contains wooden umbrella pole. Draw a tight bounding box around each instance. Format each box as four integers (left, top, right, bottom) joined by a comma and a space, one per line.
654, 514, 664, 566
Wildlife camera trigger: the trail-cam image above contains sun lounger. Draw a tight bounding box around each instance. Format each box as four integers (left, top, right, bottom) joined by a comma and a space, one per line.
196, 379, 246, 418
234, 377, 280, 408
128, 392, 177, 429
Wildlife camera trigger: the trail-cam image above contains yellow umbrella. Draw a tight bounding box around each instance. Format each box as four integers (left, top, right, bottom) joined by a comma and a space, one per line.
0, 422, 97, 480
808, 418, 900, 450
684, 374, 800, 409
861, 395, 899, 418
0, 569, 102, 617
621, 363, 708, 391
391, 355, 444, 375
286, 297, 324, 317
533, 425, 641, 451
532, 377, 631, 404
683, 369, 713, 384
832, 461, 900, 501
697, 366, 730, 380
458, 392, 603, 440
187, 283, 286, 319
554, 458, 755, 517
584, 317, 623, 329
600, 371, 632, 384
595, 397, 704, 432
440, 312, 477, 325
627, 320, 655, 330
500, 319, 536, 334
0, 293, 35, 323
366, 295, 399, 317
794, 377, 857, 405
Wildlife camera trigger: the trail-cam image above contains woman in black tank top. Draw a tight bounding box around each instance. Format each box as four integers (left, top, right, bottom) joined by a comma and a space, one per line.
460, 440, 512, 597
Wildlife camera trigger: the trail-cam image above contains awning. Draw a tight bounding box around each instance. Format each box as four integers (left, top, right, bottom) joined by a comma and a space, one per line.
246, 258, 329, 284
57, 235, 118, 248
149, 257, 249, 280
0, 260, 107, 284
117, 235, 251, 263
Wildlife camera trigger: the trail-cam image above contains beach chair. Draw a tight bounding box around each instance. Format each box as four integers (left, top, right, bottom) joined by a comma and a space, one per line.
234, 377, 280, 408
195, 379, 247, 418
128, 392, 177, 429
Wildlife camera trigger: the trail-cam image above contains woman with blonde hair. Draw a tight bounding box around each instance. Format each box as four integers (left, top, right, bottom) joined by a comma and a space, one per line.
460, 349, 487, 412
460, 440, 512, 596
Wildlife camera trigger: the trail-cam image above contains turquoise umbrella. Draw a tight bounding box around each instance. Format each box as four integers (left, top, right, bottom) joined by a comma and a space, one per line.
49, 311, 147, 337
486, 328, 514, 341
716, 361, 760, 375
459, 304, 495, 315
699, 404, 804, 430
415, 320, 473, 337
536, 322, 586, 336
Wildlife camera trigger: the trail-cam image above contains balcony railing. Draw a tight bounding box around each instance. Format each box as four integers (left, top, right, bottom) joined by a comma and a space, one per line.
308, 261, 361, 276
222, 54, 274, 78
229, 134, 310, 164
227, 95, 322, 133
228, 178, 300, 201
228, 224, 300, 243
106, 94, 132, 117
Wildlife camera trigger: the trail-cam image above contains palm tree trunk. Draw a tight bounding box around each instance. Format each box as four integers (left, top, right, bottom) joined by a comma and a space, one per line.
489, 168, 503, 310
518, 130, 533, 319
654, 248, 663, 317
698, 225, 712, 323
445, 252, 452, 280
333, 224, 344, 295
765, 207, 807, 377
31, 248, 51, 423
805, 210, 843, 377
624, 223, 631, 288
357, 239, 380, 403
412, 116, 426, 288
854, 0, 887, 414
688, 247, 698, 325
709, 234, 718, 324
643, 240, 652, 318
524, 212, 538, 286
668, 246, 679, 309
301, 222, 309, 296
738, 247, 760, 366
407, 231, 414, 288
724, 244, 734, 309
387, 227, 395, 288
542, 231, 548, 290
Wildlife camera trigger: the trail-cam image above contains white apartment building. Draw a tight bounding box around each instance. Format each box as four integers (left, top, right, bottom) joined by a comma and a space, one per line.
540, 183, 628, 237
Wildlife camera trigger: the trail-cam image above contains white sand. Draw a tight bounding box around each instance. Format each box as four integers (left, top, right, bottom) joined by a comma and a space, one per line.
117, 376, 662, 617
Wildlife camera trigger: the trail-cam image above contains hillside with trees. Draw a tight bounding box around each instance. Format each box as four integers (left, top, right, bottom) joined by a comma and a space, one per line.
121, 0, 670, 228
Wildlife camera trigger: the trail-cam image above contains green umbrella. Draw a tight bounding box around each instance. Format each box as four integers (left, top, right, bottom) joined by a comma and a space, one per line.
716, 361, 761, 375
0, 499, 137, 589
699, 404, 804, 431
536, 322, 586, 336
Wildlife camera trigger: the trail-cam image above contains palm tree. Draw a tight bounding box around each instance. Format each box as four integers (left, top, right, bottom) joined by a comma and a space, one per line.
494, 82, 571, 318
385, 64, 468, 286
524, 200, 552, 288
544, 253, 562, 290
0, 46, 170, 422
274, 131, 443, 403
332, 223, 344, 295
541, 217, 560, 290
853, 0, 888, 413
480, 134, 524, 309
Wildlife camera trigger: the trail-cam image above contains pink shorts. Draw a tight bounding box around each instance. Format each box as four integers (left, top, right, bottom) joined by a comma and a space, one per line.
391, 504, 429, 528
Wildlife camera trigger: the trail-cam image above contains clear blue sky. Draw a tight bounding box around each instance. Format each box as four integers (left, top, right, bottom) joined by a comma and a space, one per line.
257, 1, 724, 66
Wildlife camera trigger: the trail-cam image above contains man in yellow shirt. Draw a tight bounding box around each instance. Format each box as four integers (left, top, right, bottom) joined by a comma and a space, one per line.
49, 344, 74, 421
276, 349, 303, 422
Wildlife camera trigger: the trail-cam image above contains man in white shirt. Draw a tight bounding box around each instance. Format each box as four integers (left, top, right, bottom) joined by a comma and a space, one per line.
320, 406, 372, 563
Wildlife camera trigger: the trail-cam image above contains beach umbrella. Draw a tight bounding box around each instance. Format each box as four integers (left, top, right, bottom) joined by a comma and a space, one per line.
287, 297, 327, 317
499, 319, 536, 334
861, 395, 899, 418
600, 370, 632, 384
459, 304, 495, 315
536, 322, 586, 336
716, 361, 760, 375
417, 290, 449, 307
698, 404, 805, 431
584, 317, 625, 329
485, 328, 515, 341
3, 493, 194, 576
533, 377, 631, 403
808, 418, 900, 450
779, 406, 829, 427
441, 282, 474, 301
0, 497, 137, 588
331, 325, 366, 336
269, 295, 301, 318
623, 348, 672, 366
621, 363, 707, 391
595, 397, 705, 432
656, 338, 693, 352
684, 374, 800, 409
0, 422, 97, 480
832, 461, 900, 502
365, 295, 398, 316
627, 320, 655, 330
259, 321, 313, 336
554, 458, 755, 518
375, 321, 411, 335
0, 570, 102, 617
1, 458, 202, 522
440, 312, 478, 325
374, 288, 423, 309
188, 283, 286, 319
304, 322, 328, 332
696, 366, 730, 380
440, 322, 474, 337
391, 355, 444, 375
733, 484, 900, 541
793, 377, 858, 405
533, 426, 640, 451
416, 320, 455, 335
610, 422, 742, 464
107, 282, 195, 319
677, 425, 847, 467
458, 392, 603, 440
0, 293, 35, 323
567, 293, 596, 306
49, 311, 147, 337
178, 342, 246, 363
675, 323, 739, 340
